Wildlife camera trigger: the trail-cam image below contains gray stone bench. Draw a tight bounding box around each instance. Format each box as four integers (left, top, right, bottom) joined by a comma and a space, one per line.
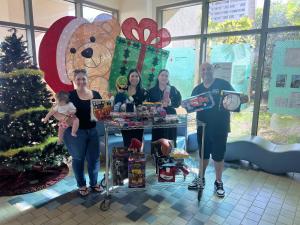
225, 136, 300, 174
186, 132, 300, 174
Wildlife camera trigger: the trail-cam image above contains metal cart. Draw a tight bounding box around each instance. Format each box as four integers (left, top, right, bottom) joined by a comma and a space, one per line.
99, 115, 205, 211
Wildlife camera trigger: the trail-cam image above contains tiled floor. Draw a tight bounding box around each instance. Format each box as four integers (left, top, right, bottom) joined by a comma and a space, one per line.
1, 158, 300, 225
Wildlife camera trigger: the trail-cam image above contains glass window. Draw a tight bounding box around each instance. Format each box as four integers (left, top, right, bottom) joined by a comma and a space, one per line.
35, 31, 46, 65
165, 39, 200, 100
0, 0, 25, 24
0, 26, 27, 53
32, 0, 75, 28
269, 0, 300, 27
83, 5, 112, 22
166, 39, 201, 130
162, 4, 202, 37
208, 0, 265, 33
206, 34, 260, 140
258, 31, 300, 144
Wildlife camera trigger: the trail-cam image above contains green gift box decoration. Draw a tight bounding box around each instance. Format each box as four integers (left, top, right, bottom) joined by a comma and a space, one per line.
109, 17, 171, 92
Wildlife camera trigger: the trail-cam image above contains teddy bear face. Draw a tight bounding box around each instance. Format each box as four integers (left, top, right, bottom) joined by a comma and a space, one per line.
66, 19, 120, 97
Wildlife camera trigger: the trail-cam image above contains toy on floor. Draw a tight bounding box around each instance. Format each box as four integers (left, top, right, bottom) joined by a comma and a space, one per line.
158, 163, 176, 182
112, 147, 129, 186
128, 152, 146, 188
152, 139, 190, 181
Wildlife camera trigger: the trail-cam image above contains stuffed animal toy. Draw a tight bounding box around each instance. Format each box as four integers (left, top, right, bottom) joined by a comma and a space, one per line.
152, 138, 173, 156
116, 76, 128, 92
128, 138, 143, 153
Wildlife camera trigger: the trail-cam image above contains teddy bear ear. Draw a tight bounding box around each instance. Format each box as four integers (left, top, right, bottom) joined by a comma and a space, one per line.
94, 13, 113, 22
93, 13, 121, 38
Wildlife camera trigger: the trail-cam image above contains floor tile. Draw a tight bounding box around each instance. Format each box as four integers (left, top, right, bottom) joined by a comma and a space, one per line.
1, 161, 300, 225
187, 218, 204, 225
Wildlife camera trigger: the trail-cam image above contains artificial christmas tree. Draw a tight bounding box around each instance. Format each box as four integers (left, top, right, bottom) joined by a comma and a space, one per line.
0, 28, 33, 73
0, 30, 69, 196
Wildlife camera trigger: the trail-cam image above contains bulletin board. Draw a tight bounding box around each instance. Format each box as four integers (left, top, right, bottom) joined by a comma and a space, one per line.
268, 40, 300, 115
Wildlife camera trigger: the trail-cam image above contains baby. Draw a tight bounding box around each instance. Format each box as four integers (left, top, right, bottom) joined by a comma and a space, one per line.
43, 91, 79, 144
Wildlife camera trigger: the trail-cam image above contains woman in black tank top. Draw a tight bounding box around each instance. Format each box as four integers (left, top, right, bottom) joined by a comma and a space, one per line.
63, 69, 102, 196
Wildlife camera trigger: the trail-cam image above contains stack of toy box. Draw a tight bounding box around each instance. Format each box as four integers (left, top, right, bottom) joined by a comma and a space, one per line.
112, 147, 129, 186
128, 152, 146, 188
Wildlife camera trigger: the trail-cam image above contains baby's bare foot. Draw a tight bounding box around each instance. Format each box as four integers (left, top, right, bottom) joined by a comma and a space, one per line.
71, 133, 77, 137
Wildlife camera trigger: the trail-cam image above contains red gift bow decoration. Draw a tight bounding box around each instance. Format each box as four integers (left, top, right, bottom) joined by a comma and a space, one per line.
121, 18, 171, 73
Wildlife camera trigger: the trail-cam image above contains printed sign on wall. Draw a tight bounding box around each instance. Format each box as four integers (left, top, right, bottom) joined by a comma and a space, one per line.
268, 41, 300, 115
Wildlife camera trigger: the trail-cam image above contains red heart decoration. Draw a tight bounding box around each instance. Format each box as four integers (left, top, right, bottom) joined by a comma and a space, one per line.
121, 17, 171, 48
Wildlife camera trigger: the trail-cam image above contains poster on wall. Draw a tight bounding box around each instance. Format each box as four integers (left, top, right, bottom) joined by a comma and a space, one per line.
211, 44, 251, 95
268, 41, 300, 115
165, 47, 195, 99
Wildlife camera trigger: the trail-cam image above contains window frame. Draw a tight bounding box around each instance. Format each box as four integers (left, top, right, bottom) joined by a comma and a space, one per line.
157, 0, 300, 136
0, 0, 119, 66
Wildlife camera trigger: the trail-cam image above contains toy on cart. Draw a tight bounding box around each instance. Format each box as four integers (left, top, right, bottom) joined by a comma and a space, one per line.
90, 99, 113, 121
136, 102, 166, 118
109, 101, 168, 127
153, 114, 179, 124
109, 112, 147, 127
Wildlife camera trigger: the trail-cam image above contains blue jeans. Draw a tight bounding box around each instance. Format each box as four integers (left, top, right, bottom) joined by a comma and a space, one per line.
63, 127, 100, 187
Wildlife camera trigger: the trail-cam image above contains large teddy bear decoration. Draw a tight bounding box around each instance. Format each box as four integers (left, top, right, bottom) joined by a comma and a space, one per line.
39, 14, 120, 98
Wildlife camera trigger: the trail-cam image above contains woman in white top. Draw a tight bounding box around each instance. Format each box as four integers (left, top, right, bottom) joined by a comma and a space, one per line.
43, 91, 79, 144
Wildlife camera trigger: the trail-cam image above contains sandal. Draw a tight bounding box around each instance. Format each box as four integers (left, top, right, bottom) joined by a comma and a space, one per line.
78, 186, 89, 196
90, 184, 104, 193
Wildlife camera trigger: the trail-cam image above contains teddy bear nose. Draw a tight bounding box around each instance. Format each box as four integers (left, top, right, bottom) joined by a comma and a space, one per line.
81, 47, 93, 58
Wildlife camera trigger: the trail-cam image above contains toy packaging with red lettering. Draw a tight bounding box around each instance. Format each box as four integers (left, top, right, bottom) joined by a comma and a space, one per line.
181, 92, 215, 113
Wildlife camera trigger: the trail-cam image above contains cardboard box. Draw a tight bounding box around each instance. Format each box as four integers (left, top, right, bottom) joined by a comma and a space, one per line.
128, 152, 146, 188
112, 147, 129, 186
181, 92, 215, 113
90, 99, 112, 121
158, 163, 176, 182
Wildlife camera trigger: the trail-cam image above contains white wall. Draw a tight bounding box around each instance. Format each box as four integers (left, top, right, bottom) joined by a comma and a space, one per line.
152, 0, 192, 20
118, 0, 193, 23
89, 0, 194, 24
119, 0, 152, 23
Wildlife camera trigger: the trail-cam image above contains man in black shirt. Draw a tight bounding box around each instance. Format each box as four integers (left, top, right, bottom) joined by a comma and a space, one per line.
188, 63, 247, 198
